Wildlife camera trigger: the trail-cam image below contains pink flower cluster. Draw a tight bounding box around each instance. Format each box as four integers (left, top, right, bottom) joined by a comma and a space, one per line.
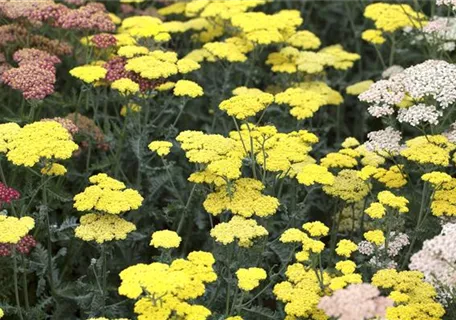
0, 235, 37, 257
2, 48, 60, 100
91, 33, 117, 49
0, 1, 114, 32
318, 284, 393, 320
104, 56, 163, 92
0, 182, 20, 207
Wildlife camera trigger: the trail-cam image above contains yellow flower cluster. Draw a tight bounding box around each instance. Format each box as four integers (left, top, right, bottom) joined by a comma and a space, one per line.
372, 269, 444, 320
118, 251, 216, 320
75, 214, 136, 244
0, 216, 34, 244
430, 178, 456, 216
148, 141, 173, 156
118, 16, 170, 42
219, 87, 274, 120
125, 50, 201, 81
364, 3, 427, 33
275, 81, 343, 120
266, 45, 360, 74
230, 10, 302, 44
73, 173, 143, 214
2, 121, 78, 167
359, 165, 407, 189
41, 163, 67, 176
378, 190, 409, 213
280, 222, 328, 262
236, 267, 267, 291
401, 135, 456, 167
111, 78, 139, 95
203, 178, 279, 217
335, 239, 358, 257
70, 65, 107, 84
361, 29, 386, 45
0, 123, 20, 153
274, 263, 330, 319
210, 216, 267, 247
364, 230, 385, 245
118, 45, 149, 58
422, 172, 452, 186
150, 230, 182, 249
323, 169, 370, 203
173, 80, 204, 98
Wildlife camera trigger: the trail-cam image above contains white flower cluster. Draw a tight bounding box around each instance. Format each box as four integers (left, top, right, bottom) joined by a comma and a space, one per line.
381, 65, 404, 79
397, 104, 442, 126
365, 127, 404, 154
436, 0, 456, 6
422, 17, 456, 52
410, 223, 456, 290
360, 60, 456, 118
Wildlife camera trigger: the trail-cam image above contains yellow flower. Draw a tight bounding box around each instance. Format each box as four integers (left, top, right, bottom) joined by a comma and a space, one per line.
157, 2, 186, 16
361, 29, 386, 44
210, 216, 268, 247
117, 45, 149, 58
364, 230, 385, 245
203, 42, 247, 62
401, 135, 455, 166
286, 30, 321, 49
150, 230, 182, 249
111, 78, 139, 95
296, 164, 334, 186
377, 190, 409, 213
73, 173, 143, 215
75, 214, 136, 243
0, 216, 34, 244
302, 221, 329, 237
365, 202, 386, 219
422, 172, 452, 185
176, 58, 201, 73
341, 137, 360, 149
323, 170, 370, 203
372, 269, 444, 320
0, 123, 20, 153
335, 239, 357, 257
335, 260, 357, 275
203, 178, 279, 218
156, 81, 176, 91
118, 251, 216, 319
346, 80, 374, 95
173, 80, 204, 98
364, 3, 427, 33
70, 65, 107, 83
5, 121, 78, 167
236, 267, 267, 291
41, 163, 67, 176
219, 88, 274, 120
148, 141, 172, 156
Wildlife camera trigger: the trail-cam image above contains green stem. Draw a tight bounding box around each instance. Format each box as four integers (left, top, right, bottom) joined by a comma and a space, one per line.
177, 184, 197, 235
13, 251, 24, 320
328, 201, 342, 266
21, 255, 30, 311
42, 182, 55, 294
101, 245, 108, 301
